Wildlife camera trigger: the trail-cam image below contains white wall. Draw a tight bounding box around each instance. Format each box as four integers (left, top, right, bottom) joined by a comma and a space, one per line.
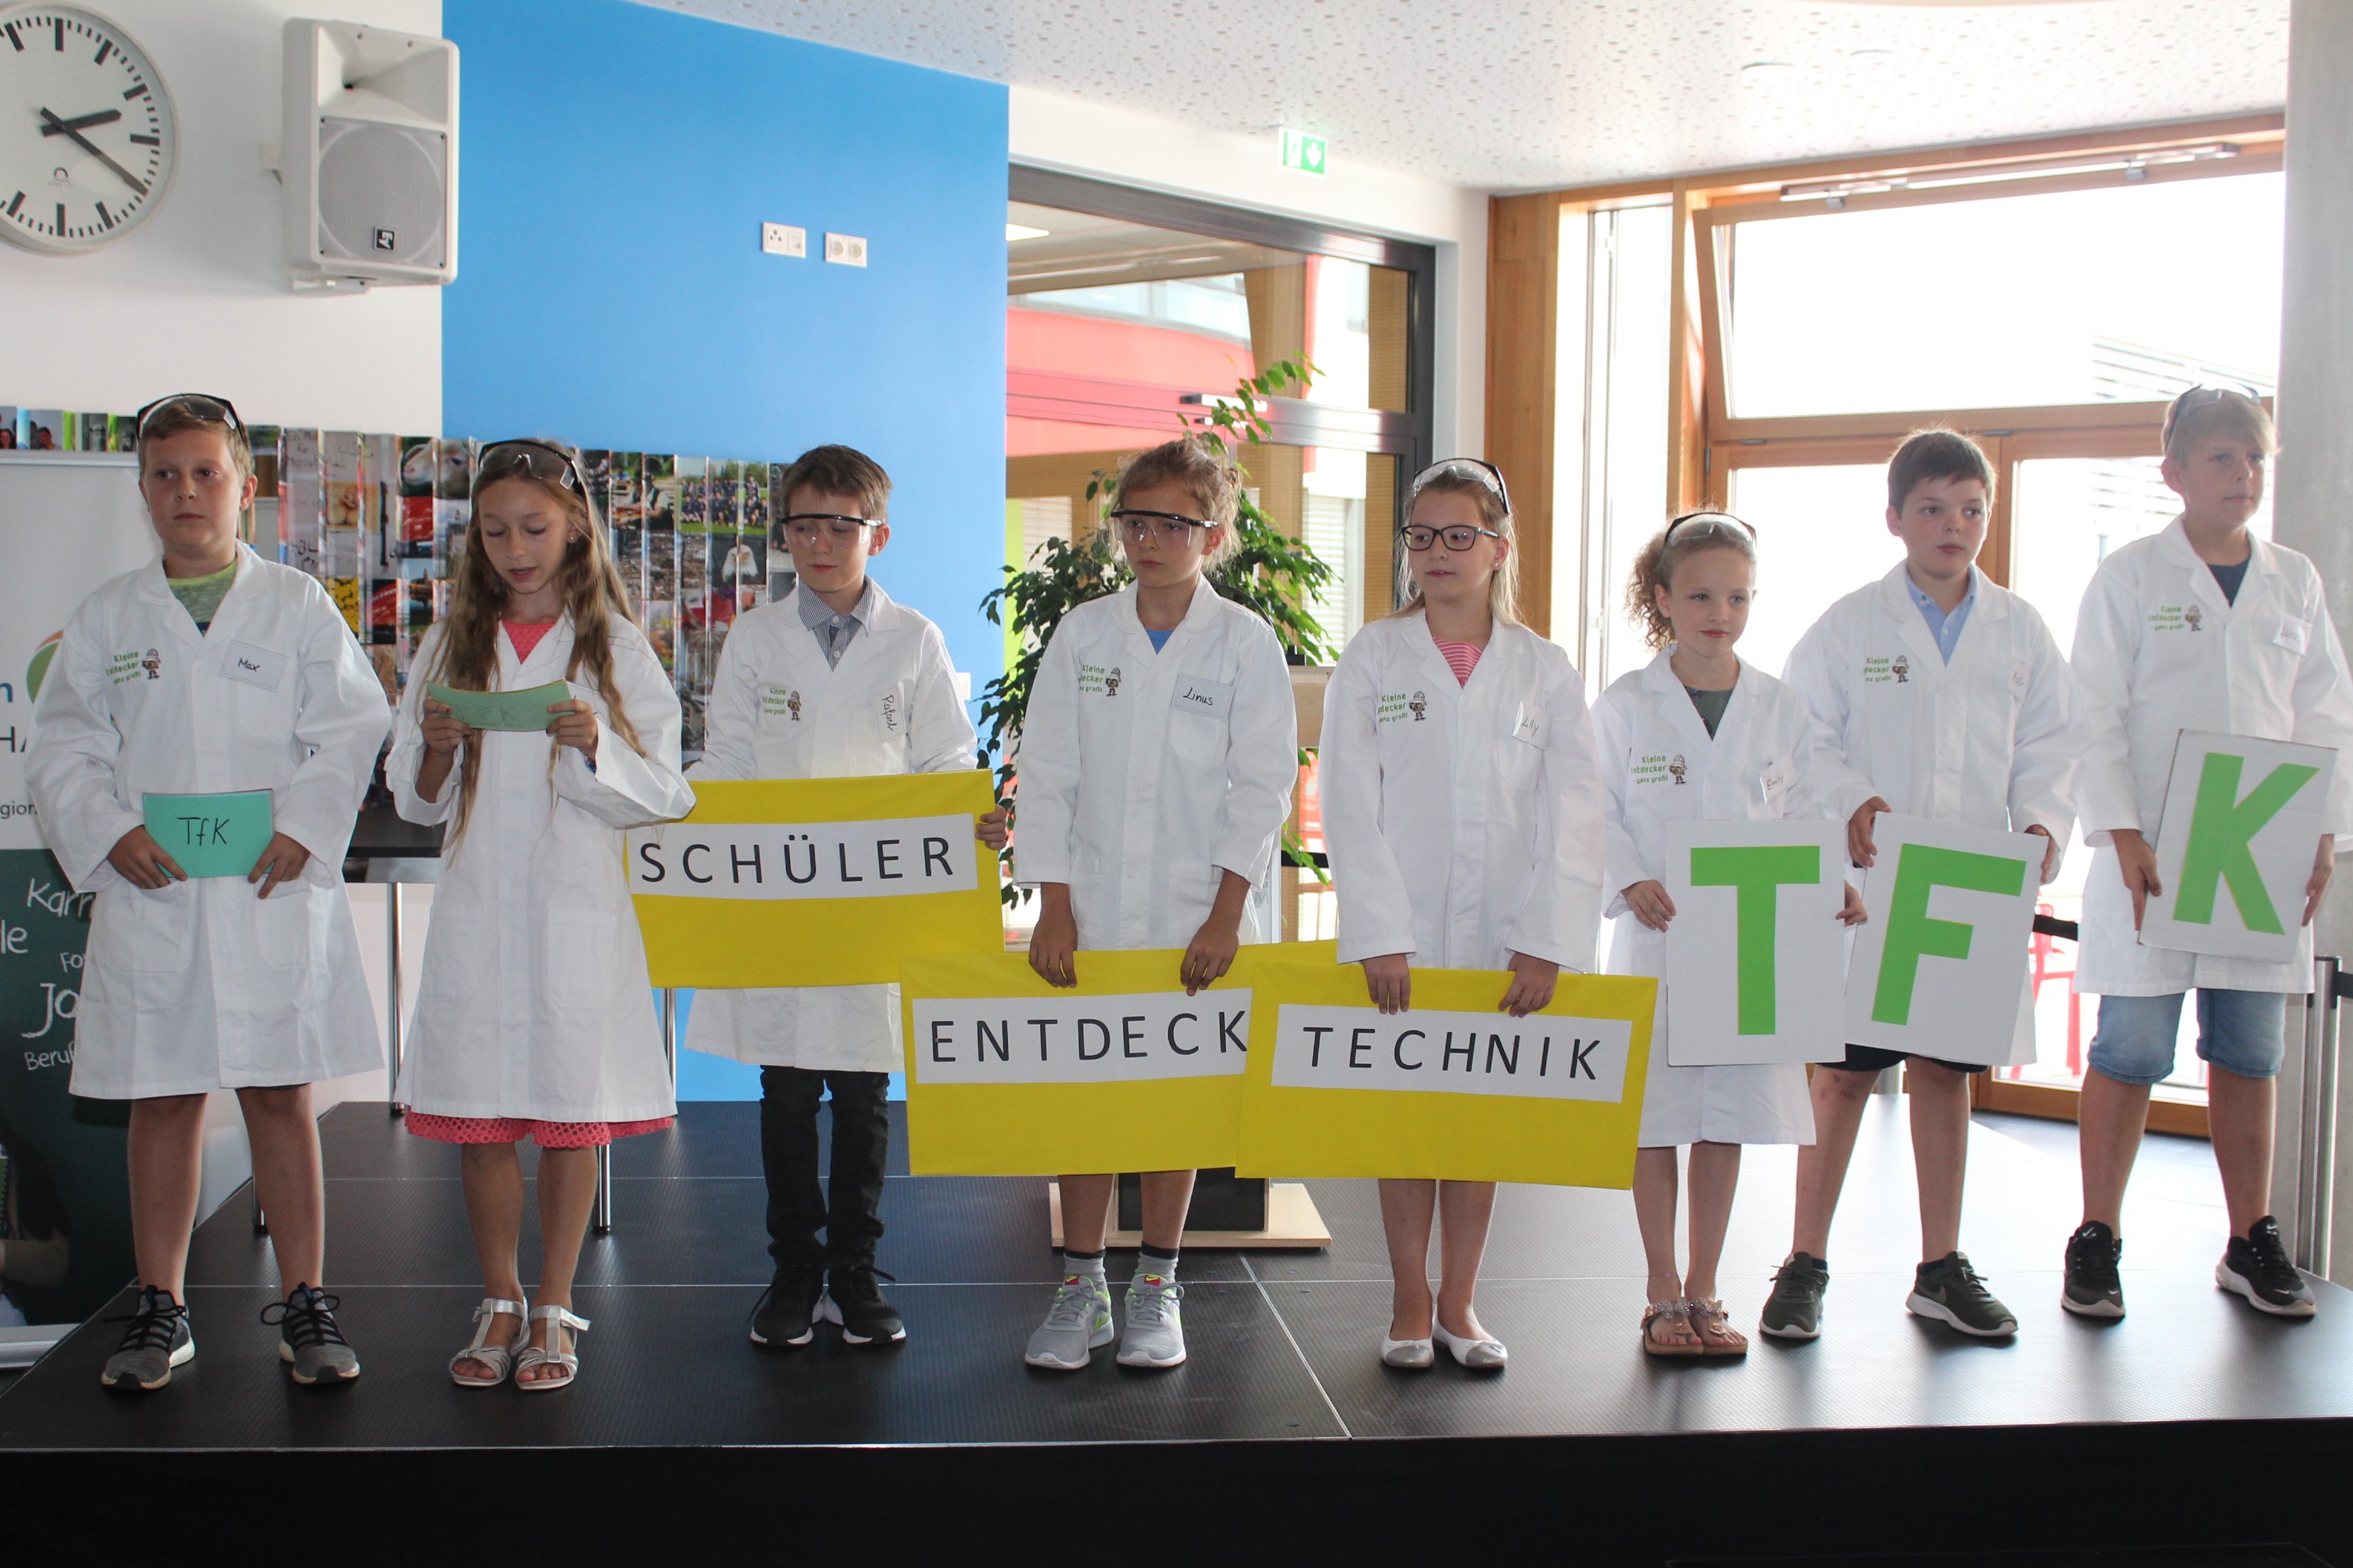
0, 0, 442, 432
1009, 87, 1489, 460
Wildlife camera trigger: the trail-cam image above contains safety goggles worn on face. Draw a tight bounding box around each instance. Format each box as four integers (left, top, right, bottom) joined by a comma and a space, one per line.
1662, 510, 1758, 544
474, 439, 587, 500
782, 513, 878, 544
133, 393, 245, 438
1111, 509, 1216, 548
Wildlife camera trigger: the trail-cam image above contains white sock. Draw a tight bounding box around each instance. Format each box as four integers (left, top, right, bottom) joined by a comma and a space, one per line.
1135, 1249, 1180, 1287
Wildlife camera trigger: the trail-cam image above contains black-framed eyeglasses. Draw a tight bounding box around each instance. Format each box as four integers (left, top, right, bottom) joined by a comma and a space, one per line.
475, 438, 586, 500
1110, 508, 1213, 547
781, 512, 878, 544
2162, 383, 2266, 450
1402, 521, 1505, 553
133, 393, 245, 438
1409, 457, 1512, 518
1663, 510, 1758, 543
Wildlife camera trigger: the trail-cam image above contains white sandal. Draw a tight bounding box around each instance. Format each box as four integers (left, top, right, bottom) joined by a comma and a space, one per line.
514, 1303, 589, 1392
448, 1297, 528, 1387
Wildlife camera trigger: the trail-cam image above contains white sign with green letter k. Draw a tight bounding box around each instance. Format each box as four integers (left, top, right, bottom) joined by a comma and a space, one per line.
2141, 730, 2337, 963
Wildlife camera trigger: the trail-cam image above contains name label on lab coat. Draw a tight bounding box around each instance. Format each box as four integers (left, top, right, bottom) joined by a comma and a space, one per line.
219, 641, 286, 692
1268, 1004, 1631, 1101
913, 989, 1249, 1084
1170, 676, 1232, 720
631, 813, 978, 899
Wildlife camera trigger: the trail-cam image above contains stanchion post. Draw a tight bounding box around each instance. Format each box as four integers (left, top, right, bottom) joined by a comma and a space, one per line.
2317, 955, 2341, 1280
661, 988, 677, 1086
593, 1143, 614, 1234
386, 882, 404, 1117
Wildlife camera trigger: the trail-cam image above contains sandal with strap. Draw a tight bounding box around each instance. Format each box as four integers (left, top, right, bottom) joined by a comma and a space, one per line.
1642, 1298, 1703, 1357
515, 1303, 589, 1392
1688, 1296, 1749, 1357
449, 1297, 529, 1388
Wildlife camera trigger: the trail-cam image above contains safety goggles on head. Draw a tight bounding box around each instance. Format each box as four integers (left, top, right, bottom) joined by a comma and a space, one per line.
133, 393, 245, 439
781, 512, 879, 544
1110, 508, 1213, 547
1662, 510, 1757, 544
1407, 457, 1512, 518
474, 439, 586, 501
2161, 384, 2265, 452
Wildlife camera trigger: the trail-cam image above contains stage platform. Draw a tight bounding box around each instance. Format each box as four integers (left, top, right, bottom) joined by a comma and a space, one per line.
5, 1099, 2353, 1563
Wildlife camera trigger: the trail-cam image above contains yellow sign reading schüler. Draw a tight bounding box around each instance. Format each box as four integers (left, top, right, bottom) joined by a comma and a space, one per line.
901, 942, 1338, 1176
630, 773, 1000, 988
1236, 960, 1657, 1188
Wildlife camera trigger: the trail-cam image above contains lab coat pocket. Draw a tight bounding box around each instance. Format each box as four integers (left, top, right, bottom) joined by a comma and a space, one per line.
545, 910, 620, 1014
1169, 707, 1228, 765
420, 911, 487, 1004
94, 883, 194, 978
253, 883, 328, 973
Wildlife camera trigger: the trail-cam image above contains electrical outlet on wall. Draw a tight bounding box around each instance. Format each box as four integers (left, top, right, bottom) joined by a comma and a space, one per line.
824, 232, 868, 268
762, 222, 807, 258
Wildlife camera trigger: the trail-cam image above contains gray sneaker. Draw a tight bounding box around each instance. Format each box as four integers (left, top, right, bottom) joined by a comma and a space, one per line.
1759, 1252, 1829, 1340
1024, 1272, 1114, 1370
1114, 1270, 1186, 1369
1907, 1252, 2017, 1338
101, 1287, 193, 1392
261, 1284, 361, 1384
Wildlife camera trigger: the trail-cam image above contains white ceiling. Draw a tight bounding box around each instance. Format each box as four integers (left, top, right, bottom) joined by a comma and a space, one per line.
639, 0, 2288, 192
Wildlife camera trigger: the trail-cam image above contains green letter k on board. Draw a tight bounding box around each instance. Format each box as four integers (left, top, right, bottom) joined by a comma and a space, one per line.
1690, 845, 1820, 1035
2174, 751, 2319, 935
1871, 844, 2026, 1027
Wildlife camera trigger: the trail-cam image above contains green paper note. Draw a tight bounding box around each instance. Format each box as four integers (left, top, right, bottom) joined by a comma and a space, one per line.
143, 791, 275, 880
426, 681, 574, 732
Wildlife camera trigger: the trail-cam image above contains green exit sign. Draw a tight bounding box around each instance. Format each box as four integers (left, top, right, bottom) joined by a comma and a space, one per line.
1280, 128, 1327, 176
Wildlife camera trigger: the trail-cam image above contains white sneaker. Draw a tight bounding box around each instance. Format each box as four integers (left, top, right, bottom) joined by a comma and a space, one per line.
1024, 1274, 1114, 1370
1114, 1271, 1186, 1369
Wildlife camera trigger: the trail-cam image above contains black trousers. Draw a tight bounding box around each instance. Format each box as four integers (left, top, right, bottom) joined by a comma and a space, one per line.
759, 1065, 888, 1267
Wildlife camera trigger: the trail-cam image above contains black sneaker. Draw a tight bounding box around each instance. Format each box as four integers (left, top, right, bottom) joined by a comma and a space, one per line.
101, 1287, 193, 1392
1758, 1253, 1829, 1340
1907, 1252, 2017, 1338
2217, 1215, 2316, 1318
2062, 1220, 2125, 1319
749, 1264, 824, 1348
821, 1262, 906, 1346
260, 1284, 360, 1384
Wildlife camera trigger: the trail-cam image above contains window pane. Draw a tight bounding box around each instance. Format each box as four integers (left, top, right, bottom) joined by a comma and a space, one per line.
1725, 173, 2283, 417
1721, 465, 1904, 680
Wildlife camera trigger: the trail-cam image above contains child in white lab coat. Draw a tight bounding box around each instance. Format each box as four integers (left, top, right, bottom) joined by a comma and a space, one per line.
2066, 389, 2353, 1320
389, 439, 693, 1392
29, 394, 390, 1392
1320, 459, 1605, 1370
1595, 512, 1866, 1358
685, 445, 1005, 1352
1769, 430, 2078, 1342
1014, 436, 1298, 1372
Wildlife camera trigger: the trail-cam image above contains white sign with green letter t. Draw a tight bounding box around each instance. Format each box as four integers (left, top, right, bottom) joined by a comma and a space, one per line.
1662, 820, 1849, 1067
2141, 730, 2337, 964
1842, 814, 2043, 1067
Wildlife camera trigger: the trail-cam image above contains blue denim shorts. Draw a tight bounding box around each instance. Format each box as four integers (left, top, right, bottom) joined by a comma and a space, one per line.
2085, 990, 2289, 1086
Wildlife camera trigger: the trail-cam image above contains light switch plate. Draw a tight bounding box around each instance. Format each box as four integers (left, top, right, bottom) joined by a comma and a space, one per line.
824, 232, 868, 268
762, 222, 807, 258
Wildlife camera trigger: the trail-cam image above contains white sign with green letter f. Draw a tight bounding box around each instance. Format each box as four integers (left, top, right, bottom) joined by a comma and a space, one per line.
2141, 730, 2337, 964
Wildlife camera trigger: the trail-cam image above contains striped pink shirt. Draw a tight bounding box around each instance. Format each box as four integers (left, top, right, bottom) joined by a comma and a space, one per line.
1435, 639, 1482, 686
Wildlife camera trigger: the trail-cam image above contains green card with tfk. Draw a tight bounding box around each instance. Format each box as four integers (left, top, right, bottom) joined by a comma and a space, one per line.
426, 681, 575, 731
143, 791, 274, 879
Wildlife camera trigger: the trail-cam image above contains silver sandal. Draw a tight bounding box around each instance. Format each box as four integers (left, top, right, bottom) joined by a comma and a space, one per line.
514, 1303, 589, 1392
449, 1297, 528, 1387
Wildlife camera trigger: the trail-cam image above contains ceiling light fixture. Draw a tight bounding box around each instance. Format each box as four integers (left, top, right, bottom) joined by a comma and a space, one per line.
1739, 60, 1798, 79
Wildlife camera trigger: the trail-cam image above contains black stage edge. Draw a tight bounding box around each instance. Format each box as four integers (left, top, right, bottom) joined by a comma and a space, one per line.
5, 1100, 2352, 1564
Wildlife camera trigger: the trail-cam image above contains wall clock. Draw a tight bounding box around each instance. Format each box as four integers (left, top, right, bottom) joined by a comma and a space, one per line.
0, 4, 176, 254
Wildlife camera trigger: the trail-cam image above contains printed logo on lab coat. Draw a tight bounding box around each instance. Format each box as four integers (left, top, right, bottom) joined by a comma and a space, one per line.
2148, 603, 2199, 633
760, 684, 803, 721
1376, 691, 1415, 724
1078, 661, 1118, 697
107, 649, 147, 685
1631, 751, 1674, 787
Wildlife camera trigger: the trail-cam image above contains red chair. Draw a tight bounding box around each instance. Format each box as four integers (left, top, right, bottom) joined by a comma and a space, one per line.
2025, 901, 2087, 1078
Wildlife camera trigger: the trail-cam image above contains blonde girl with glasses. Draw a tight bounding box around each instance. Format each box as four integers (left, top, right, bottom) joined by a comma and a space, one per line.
387, 439, 694, 1392
1014, 435, 1299, 1373
1318, 459, 1607, 1370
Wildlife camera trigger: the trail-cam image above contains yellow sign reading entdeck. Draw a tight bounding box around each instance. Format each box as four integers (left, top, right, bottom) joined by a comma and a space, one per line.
629, 773, 1001, 988
901, 943, 1337, 1175
1235, 959, 1657, 1188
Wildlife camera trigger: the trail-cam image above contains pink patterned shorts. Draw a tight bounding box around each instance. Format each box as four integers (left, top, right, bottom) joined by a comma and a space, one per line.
403, 1113, 674, 1149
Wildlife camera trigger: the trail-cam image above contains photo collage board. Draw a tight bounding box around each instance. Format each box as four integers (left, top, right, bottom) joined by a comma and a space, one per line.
6, 407, 796, 760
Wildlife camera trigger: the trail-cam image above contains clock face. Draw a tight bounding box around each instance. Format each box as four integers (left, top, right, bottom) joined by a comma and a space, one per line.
0, 5, 176, 254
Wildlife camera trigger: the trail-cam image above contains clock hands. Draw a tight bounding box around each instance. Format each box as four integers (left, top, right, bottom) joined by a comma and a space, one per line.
39, 108, 122, 136
37, 107, 147, 197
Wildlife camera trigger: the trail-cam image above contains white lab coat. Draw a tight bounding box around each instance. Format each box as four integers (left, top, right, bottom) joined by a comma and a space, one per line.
2071, 518, 2353, 996
1597, 652, 1866, 1146
683, 583, 979, 1073
27, 545, 390, 1097
388, 616, 695, 1121
1782, 564, 2080, 1065
1319, 610, 1604, 973
1012, 577, 1297, 952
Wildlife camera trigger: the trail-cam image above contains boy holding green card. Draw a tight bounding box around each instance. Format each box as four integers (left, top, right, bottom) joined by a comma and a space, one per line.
27, 394, 390, 1392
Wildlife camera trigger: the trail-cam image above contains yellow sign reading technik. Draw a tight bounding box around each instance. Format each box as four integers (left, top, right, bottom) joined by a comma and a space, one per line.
900, 943, 1337, 1176
1236, 959, 1657, 1188
629, 773, 1001, 988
